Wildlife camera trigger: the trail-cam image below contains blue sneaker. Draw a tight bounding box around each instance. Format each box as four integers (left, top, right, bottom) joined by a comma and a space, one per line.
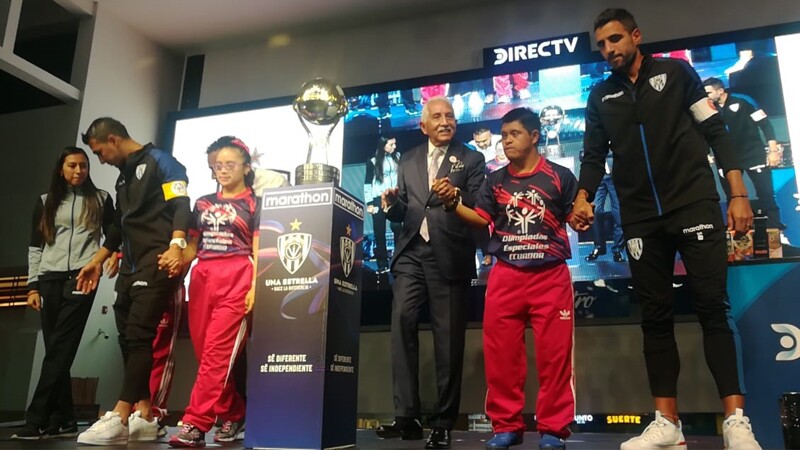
486, 431, 524, 449
539, 433, 566, 449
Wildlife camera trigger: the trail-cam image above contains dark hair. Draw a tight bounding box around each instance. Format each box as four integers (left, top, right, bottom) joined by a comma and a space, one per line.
594, 8, 638, 33
40, 147, 102, 246
703, 77, 725, 90
473, 127, 491, 136
206, 135, 255, 187
373, 136, 399, 184
501, 107, 542, 135
81, 117, 130, 144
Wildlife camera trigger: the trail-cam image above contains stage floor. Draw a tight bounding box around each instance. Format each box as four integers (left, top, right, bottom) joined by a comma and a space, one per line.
0, 428, 725, 449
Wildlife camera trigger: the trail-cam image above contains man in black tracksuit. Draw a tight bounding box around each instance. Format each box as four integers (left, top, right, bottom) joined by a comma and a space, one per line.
703, 77, 785, 230
571, 9, 762, 450
75, 118, 191, 445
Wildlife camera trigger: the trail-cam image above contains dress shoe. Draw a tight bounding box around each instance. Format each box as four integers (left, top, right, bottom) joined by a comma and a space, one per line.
425, 427, 451, 449
375, 419, 423, 440
612, 251, 625, 263
486, 431, 524, 449
585, 248, 606, 261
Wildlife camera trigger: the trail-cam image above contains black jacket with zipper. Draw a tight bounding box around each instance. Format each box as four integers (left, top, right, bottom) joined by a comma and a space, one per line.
579, 55, 742, 226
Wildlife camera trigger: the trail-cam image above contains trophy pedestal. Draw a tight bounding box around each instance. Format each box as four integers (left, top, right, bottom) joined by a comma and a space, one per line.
245, 184, 364, 449
296, 163, 340, 186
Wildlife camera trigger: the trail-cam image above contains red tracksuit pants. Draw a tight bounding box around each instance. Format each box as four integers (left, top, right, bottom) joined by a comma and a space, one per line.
149, 284, 183, 418
483, 261, 575, 438
182, 256, 251, 432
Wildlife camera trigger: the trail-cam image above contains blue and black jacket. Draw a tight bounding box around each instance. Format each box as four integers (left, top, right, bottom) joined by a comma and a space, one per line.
104, 143, 191, 275
579, 55, 742, 226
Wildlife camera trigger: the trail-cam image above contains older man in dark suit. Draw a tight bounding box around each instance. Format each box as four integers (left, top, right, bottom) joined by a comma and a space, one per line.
376, 96, 485, 449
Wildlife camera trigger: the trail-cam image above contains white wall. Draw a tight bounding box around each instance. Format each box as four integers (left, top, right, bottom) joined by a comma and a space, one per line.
198, 0, 800, 107
36, 2, 185, 410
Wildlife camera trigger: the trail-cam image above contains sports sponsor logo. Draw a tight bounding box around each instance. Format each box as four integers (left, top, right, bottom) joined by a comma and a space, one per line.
559, 309, 571, 321
132, 280, 149, 287
601, 91, 624, 102
490, 35, 581, 66
263, 187, 332, 210
334, 191, 364, 219
682, 223, 714, 234
627, 238, 643, 260
771, 323, 800, 361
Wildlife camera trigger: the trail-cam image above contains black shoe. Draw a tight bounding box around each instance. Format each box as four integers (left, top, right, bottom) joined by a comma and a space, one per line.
612, 251, 625, 262
585, 248, 606, 261
425, 427, 451, 449
11, 424, 45, 440
375, 419, 423, 440
43, 421, 79, 438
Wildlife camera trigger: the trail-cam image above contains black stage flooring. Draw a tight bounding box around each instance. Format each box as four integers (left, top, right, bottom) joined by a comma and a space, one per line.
0, 428, 725, 449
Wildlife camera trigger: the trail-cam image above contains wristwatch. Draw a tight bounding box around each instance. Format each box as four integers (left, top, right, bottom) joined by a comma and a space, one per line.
169, 237, 187, 249
443, 187, 462, 212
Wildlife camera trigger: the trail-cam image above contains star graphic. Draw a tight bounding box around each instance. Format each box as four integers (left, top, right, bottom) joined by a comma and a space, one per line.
289, 218, 302, 231
251, 147, 263, 166
345, 224, 352, 236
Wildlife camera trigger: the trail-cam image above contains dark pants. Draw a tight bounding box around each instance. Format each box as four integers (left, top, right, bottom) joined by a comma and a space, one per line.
391, 236, 468, 429
26, 274, 96, 428
720, 165, 784, 229
623, 201, 745, 398
114, 269, 181, 404
592, 175, 624, 253
372, 205, 403, 269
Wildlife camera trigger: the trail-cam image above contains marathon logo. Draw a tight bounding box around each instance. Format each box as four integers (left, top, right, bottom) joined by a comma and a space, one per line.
334, 191, 364, 219
263, 187, 332, 210
487, 33, 586, 67
682, 223, 714, 234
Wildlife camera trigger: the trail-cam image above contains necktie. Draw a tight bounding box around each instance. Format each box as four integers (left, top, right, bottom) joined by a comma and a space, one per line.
420, 147, 444, 241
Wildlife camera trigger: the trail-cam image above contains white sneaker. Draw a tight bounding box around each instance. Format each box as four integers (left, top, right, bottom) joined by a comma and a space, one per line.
128, 410, 159, 441
620, 411, 687, 450
77, 411, 129, 446
723, 408, 761, 450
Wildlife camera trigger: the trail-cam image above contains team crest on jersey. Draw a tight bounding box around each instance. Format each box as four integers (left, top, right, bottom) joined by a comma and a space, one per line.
627, 238, 643, 260
201, 203, 237, 232
135, 163, 147, 180
277, 219, 312, 275
649, 73, 667, 92
505, 189, 546, 234
729, 103, 740, 112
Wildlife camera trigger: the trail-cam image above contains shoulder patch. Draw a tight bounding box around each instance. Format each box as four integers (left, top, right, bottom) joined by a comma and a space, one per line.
162, 181, 188, 201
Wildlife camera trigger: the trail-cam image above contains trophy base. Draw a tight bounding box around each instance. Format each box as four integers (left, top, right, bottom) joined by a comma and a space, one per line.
295, 163, 340, 186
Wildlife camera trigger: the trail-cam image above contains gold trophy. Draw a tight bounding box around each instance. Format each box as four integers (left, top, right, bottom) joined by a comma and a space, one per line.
293, 78, 348, 185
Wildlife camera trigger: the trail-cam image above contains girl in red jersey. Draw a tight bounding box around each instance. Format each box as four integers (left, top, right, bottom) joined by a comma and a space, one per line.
169, 136, 260, 448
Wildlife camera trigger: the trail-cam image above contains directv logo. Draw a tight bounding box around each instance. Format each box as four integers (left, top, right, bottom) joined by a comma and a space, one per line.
263, 188, 332, 210
492, 36, 580, 66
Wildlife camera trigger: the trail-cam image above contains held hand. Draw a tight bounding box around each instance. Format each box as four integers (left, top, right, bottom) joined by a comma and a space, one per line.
27, 292, 41, 311
432, 177, 456, 203
76, 262, 102, 294
570, 196, 595, 232
245, 285, 256, 314
381, 187, 399, 210
157, 246, 184, 278
104, 254, 120, 279
727, 197, 754, 235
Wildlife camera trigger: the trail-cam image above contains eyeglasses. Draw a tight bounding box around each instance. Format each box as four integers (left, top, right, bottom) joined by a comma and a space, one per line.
212, 162, 244, 172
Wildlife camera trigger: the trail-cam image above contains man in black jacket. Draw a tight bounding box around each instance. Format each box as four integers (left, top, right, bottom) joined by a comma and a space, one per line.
375, 97, 485, 449
703, 77, 785, 230
571, 9, 762, 450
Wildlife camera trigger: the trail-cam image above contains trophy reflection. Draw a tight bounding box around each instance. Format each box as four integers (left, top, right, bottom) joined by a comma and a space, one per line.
293, 78, 349, 185
540, 105, 564, 159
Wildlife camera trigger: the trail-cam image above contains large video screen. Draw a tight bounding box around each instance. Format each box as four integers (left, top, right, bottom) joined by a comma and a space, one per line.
341, 33, 800, 294
165, 25, 800, 323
